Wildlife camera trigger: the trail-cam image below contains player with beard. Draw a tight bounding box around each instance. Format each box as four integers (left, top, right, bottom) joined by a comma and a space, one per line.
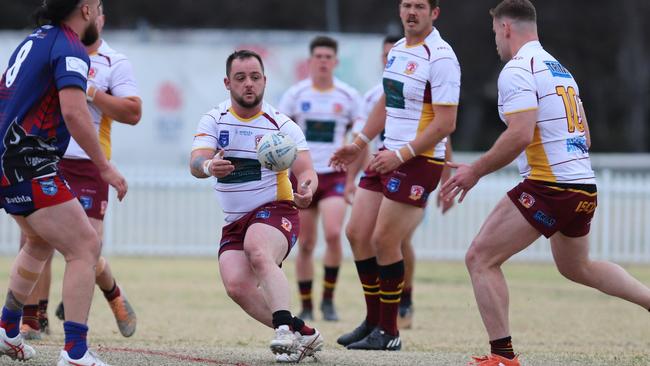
0, 0, 127, 365
19, 3, 140, 340
191, 50, 323, 363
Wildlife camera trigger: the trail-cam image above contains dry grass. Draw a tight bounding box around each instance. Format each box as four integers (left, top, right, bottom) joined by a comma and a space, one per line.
0, 256, 648, 365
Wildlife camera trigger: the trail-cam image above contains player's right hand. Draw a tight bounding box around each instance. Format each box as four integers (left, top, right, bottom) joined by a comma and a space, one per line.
208, 150, 235, 178
329, 144, 361, 172
100, 163, 128, 201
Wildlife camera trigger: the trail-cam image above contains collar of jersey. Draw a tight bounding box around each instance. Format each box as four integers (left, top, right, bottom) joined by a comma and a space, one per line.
228, 108, 263, 122
516, 40, 543, 57
405, 28, 437, 48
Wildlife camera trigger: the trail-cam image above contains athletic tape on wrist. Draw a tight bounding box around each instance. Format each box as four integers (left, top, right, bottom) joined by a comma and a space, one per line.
202, 159, 213, 176
395, 149, 405, 163
406, 143, 416, 158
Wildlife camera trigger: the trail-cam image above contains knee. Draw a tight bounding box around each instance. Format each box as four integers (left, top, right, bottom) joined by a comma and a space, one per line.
465, 239, 493, 274
244, 246, 270, 271
223, 278, 252, 304
346, 224, 365, 249
64, 228, 101, 263
324, 229, 342, 247
298, 242, 315, 257
557, 262, 590, 284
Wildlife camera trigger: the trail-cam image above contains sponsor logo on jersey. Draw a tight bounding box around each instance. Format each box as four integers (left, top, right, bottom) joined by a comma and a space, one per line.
301, 101, 311, 112
518, 192, 535, 208
534, 210, 556, 228
281, 217, 292, 232
238, 130, 253, 136
219, 131, 230, 147
79, 196, 93, 210
544, 61, 572, 78
386, 56, 396, 69
409, 185, 425, 201
39, 179, 58, 196
404, 61, 418, 75
386, 177, 401, 193
65, 57, 89, 79
256, 210, 271, 219
4, 195, 32, 205
566, 136, 588, 153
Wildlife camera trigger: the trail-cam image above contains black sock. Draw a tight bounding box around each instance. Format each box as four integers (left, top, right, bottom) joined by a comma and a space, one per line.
272, 310, 293, 329
291, 316, 315, 335
490, 336, 515, 359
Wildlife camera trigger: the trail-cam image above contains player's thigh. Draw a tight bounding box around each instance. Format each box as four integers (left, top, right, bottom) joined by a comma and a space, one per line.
298, 208, 318, 243
23, 199, 99, 258
318, 196, 347, 238
219, 250, 257, 288
346, 187, 383, 242
12, 216, 54, 260
244, 223, 289, 265
469, 196, 541, 266
373, 198, 424, 247
549, 232, 590, 274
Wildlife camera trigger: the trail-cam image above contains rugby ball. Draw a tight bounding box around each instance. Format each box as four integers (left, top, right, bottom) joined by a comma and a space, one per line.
256, 132, 297, 172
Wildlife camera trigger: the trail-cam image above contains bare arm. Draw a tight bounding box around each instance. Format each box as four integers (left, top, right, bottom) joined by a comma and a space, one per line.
189, 148, 233, 179
440, 110, 537, 203
90, 89, 142, 125
59, 87, 127, 199
406, 104, 457, 158
578, 100, 591, 149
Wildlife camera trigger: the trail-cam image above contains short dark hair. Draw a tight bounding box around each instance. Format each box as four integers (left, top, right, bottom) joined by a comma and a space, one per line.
399, 0, 439, 9
309, 36, 338, 54
490, 0, 537, 22
226, 50, 265, 77
32, 0, 83, 26
383, 35, 402, 45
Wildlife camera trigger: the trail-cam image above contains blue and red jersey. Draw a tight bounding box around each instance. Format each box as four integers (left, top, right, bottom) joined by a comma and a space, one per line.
0, 24, 90, 186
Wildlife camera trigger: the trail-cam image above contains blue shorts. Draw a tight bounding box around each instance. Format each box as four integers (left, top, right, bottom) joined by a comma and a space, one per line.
0, 174, 76, 216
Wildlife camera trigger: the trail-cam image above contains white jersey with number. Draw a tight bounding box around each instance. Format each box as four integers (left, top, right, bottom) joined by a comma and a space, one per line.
277, 78, 362, 174
65, 40, 139, 160
498, 41, 595, 184
352, 83, 384, 152
192, 101, 309, 223
382, 28, 460, 159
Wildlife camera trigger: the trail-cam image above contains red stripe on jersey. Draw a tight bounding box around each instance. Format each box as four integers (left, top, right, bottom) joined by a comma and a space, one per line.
422, 44, 431, 60
423, 81, 432, 104
262, 113, 280, 129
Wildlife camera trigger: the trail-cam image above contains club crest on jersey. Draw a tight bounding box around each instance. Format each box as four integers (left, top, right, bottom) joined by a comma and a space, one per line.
409, 185, 425, 201
333, 103, 343, 114
386, 56, 396, 69
39, 179, 58, 196
301, 101, 311, 112
88, 67, 97, 80
404, 61, 419, 75
281, 217, 292, 232
386, 177, 401, 193
255, 135, 265, 148
518, 192, 535, 209
219, 131, 230, 148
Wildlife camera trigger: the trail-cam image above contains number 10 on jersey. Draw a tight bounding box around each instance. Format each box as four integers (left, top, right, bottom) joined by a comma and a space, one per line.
555, 85, 584, 133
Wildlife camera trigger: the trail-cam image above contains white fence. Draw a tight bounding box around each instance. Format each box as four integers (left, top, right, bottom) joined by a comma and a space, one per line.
1, 154, 650, 262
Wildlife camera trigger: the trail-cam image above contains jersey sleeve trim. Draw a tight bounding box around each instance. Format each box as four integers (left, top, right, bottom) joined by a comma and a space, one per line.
504, 107, 538, 115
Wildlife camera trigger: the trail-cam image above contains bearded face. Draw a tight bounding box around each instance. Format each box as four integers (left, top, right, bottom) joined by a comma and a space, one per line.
81, 19, 99, 46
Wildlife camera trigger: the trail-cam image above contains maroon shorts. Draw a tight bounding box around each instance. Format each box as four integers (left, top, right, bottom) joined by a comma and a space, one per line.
291, 171, 346, 209
219, 200, 300, 258
507, 179, 597, 238
359, 155, 444, 208
58, 158, 109, 220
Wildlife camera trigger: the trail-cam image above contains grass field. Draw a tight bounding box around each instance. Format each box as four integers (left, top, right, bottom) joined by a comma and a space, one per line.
0, 256, 648, 365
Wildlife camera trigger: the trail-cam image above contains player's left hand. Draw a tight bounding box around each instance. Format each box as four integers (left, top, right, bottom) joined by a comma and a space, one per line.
440, 162, 480, 203
436, 190, 454, 214
368, 149, 403, 174
294, 179, 313, 208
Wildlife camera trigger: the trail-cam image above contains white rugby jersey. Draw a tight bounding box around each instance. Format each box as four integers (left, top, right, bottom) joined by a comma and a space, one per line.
498, 41, 595, 184
352, 83, 384, 152
278, 78, 362, 174
382, 28, 460, 159
192, 101, 309, 223
65, 40, 139, 160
